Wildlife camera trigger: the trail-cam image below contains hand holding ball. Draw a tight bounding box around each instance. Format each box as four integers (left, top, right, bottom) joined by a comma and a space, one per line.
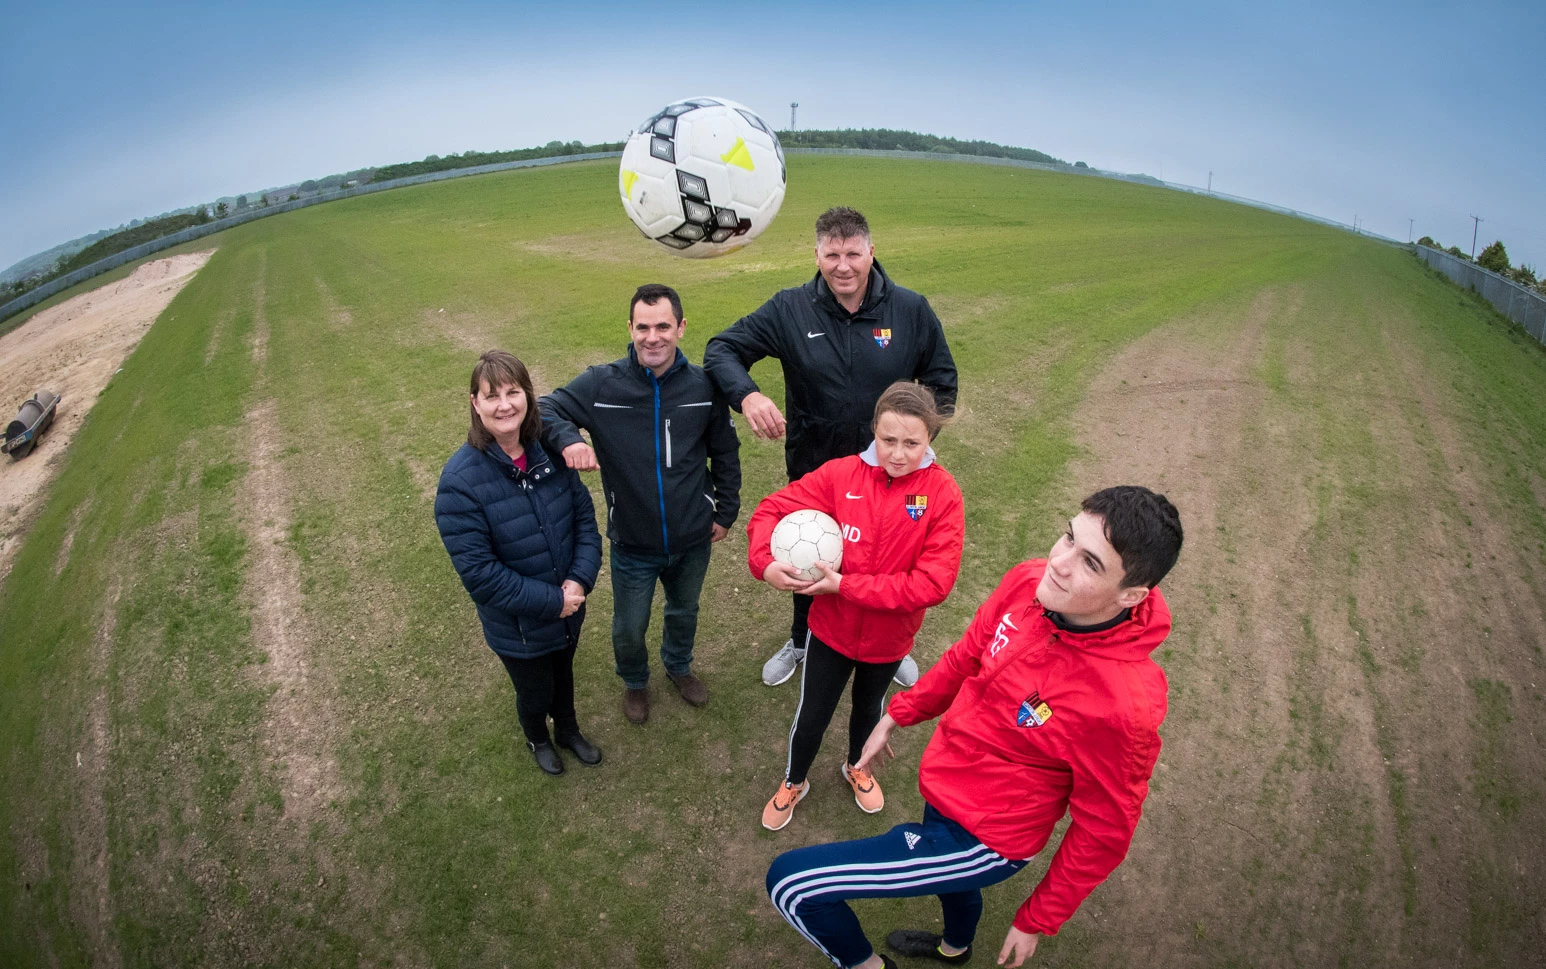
770, 510, 844, 583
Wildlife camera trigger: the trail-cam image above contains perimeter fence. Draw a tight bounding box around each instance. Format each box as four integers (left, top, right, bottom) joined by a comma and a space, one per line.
0, 146, 1482, 331
0, 151, 621, 325
1412, 245, 1546, 345
783, 148, 1407, 246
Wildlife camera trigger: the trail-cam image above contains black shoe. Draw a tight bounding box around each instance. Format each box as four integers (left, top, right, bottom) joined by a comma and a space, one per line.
887, 929, 971, 963
555, 726, 603, 766
527, 740, 564, 775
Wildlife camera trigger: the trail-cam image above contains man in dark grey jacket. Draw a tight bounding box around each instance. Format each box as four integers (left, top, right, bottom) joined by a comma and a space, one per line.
541, 284, 741, 725
704, 207, 958, 689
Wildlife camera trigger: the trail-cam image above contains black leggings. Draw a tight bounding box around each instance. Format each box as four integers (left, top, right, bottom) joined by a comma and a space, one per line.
499, 644, 578, 745
786, 633, 901, 785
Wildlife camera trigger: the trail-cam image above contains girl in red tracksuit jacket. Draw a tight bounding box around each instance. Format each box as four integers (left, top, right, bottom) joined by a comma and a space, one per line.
748, 382, 964, 831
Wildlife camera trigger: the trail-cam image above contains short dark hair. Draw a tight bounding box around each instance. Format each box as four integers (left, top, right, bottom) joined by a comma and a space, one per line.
467, 350, 541, 451
630, 283, 683, 323
1081, 486, 1183, 589
873, 381, 947, 440
815, 206, 870, 243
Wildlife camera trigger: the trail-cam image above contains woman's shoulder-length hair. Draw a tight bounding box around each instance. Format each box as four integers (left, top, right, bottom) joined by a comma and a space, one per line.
467, 350, 541, 451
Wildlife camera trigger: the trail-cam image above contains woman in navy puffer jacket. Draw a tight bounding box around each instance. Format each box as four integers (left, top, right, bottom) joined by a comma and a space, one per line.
436, 350, 604, 776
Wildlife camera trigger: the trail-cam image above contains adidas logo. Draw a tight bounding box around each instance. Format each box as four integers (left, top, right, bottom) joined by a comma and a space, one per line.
904, 831, 921, 850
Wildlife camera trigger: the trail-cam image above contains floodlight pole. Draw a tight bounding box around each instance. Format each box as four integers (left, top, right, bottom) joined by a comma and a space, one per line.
790, 102, 798, 131
1408, 218, 1414, 242
1207, 171, 1213, 194
1470, 215, 1483, 259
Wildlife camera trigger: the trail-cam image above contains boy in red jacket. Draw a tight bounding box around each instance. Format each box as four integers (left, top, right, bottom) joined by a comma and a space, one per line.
767, 486, 1182, 969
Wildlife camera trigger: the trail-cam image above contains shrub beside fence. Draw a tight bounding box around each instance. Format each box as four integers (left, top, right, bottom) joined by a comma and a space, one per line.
0, 152, 623, 325
1413, 245, 1546, 346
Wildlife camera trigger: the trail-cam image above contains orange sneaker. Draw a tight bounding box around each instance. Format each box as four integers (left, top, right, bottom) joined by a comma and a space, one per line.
761, 779, 810, 831
842, 762, 884, 814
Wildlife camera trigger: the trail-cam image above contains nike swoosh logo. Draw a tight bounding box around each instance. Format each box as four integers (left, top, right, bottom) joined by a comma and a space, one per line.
807, 331, 825, 338
846, 492, 863, 499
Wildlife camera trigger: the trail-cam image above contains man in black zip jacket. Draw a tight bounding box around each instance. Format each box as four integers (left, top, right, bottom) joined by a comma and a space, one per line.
704, 207, 958, 690
540, 284, 741, 725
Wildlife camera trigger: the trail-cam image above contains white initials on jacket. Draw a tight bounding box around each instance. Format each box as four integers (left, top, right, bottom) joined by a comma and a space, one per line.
841, 523, 861, 542
990, 612, 1019, 657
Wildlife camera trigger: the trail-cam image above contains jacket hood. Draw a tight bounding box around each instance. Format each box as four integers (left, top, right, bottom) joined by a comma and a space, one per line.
858, 439, 936, 473
1033, 560, 1172, 663
810, 259, 893, 319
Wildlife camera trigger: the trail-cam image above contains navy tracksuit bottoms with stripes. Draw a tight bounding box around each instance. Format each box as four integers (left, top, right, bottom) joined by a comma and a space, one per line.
767, 803, 1029, 967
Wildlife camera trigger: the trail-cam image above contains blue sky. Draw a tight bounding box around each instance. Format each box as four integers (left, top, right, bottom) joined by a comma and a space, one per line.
3, 0, 1543, 273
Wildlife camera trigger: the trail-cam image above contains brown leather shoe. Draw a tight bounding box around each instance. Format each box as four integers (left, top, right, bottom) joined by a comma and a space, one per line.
668, 672, 709, 707
623, 687, 649, 725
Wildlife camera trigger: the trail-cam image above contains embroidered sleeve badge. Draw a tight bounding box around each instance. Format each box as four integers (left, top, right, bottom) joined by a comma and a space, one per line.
1017, 691, 1054, 727
905, 494, 927, 521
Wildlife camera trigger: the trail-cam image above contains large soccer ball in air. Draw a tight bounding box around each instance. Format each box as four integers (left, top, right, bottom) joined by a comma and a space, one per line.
770, 509, 843, 583
619, 96, 786, 258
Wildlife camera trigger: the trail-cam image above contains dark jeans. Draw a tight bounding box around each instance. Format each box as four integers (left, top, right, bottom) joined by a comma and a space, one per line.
499, 643, 578, 745
768, 803, 1029, 966
786, 633, 901, 785
610, 541, 713, 689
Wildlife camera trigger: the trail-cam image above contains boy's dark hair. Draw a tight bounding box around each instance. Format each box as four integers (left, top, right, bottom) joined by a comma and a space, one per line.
630, 283, 683, 323
815, 206, 870, 243
1081, 486, 1183, 589
467, 350, 542, 451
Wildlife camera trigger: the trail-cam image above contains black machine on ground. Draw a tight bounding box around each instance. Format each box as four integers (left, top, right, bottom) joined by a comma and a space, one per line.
3, 389, 62, 460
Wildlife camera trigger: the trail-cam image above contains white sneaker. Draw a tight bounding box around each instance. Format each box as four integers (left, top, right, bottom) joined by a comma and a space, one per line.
762, 639, 806, 686
893, 653, 920, 688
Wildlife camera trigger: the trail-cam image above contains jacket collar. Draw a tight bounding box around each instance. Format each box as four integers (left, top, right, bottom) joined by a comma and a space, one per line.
858, 439, 936, 474
484, 439, 555, 480
810, 259, 892, 320
626, 343, 688, 380
1030, 560, 1172, 663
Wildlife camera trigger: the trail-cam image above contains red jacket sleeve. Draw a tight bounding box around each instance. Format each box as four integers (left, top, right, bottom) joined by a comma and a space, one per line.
1014, 702, 1163, 935
746, 461, 840, 580
888, 562, 1027, 726
839, 479, 963, 613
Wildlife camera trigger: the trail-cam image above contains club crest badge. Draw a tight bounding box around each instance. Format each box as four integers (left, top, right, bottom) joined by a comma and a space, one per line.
872, 327, 892, 348
905, 494, 927, 521
1017, 691, 1053, 728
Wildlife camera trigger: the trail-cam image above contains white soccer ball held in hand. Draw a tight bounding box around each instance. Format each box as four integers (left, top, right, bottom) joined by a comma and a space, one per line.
619, 96, 786, 259
770, 509, 844, 583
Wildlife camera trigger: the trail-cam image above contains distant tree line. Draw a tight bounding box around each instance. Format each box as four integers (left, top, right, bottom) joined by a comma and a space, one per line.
778, 128, 1070, 166
3, 209, 215, 302
4, 129, 1078, 309
371, 140, 625, 182
1418, 236, 1544, 295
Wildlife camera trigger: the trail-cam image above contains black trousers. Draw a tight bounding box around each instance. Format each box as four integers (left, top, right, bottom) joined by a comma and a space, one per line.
499, 643, 578, 745
791, 591, 813, 645
785, 633, 901, 785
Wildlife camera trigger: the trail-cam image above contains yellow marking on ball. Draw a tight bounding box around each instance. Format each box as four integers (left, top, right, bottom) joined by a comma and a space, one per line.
621, 170, 639, 198
720, 138, 755, 172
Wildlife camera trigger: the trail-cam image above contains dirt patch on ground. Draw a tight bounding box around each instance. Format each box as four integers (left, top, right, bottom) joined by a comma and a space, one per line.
1060, 282, 1546, 966
69, 577, 123, 968
236, 398, 344, 821
0, 251, 213, 582
418, 306, 508, 354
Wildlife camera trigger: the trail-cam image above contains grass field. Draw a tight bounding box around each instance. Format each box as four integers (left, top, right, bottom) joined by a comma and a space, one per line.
3, 155, 1545, 968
